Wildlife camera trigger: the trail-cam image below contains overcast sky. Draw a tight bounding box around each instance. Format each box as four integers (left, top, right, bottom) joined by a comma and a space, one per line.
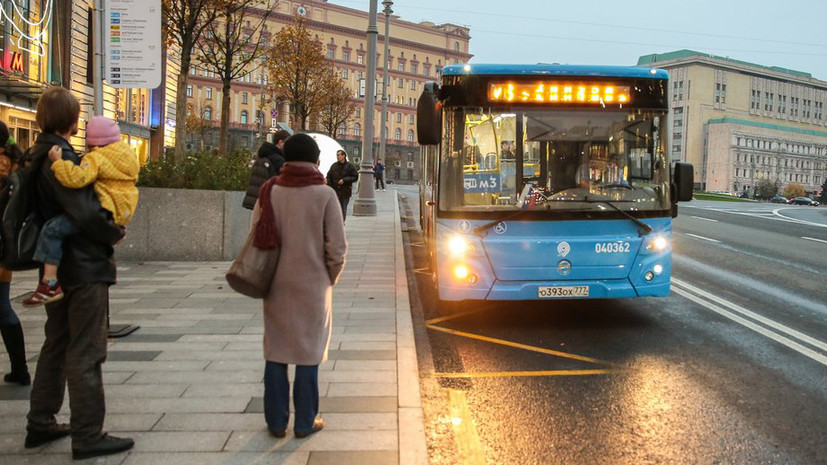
329, 0, 827, 81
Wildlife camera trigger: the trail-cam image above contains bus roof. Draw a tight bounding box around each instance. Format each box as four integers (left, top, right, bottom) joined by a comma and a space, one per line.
442, 63, 668, 79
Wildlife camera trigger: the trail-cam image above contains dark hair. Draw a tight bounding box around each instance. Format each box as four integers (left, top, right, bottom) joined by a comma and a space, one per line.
0, 121, 22, 164
336, 150, 347, 159
272, 130, 291, 143
35, 86, 80, 134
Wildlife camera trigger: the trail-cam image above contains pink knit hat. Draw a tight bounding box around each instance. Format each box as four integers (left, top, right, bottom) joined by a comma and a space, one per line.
86, 116, 121, 146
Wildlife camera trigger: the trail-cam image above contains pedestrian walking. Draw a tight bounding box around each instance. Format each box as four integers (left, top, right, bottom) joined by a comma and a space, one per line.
24, 87, 133, 460
373, 158, 386, 191
253, 133, 347, 438
0, 121, 30, 386
242, 130, 290, 210
326, 149, 358, 222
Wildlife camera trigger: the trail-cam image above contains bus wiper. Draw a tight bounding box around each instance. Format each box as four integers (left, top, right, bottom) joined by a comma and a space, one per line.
583, 195, 652, 236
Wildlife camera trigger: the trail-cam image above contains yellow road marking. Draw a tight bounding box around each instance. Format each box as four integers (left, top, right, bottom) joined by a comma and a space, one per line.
446, 389, 486, 465
434, 369, 620, 378
425, 307, 487, 325
426, 323, 619, 367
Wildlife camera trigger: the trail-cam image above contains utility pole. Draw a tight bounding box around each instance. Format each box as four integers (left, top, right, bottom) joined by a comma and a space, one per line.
378, 1, 393, 175
93, 0, 106, 115
353, 0, 379, 216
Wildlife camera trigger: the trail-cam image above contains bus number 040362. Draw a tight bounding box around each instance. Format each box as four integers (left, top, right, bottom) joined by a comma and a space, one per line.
595, 242, 630, 253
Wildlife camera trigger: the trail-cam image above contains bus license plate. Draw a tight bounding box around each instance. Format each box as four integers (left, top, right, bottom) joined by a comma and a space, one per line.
538, 286, 589, 298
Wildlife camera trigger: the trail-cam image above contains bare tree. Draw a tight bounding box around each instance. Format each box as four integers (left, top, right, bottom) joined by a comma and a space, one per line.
317, 69, 356, 138
185, 100, 214, 152
264, 17, 330, 131
198, 0, 275, 155
162, 0, 218, 162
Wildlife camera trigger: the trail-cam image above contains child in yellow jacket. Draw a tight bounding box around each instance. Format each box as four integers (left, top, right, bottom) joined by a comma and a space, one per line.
24, 116, 147, 306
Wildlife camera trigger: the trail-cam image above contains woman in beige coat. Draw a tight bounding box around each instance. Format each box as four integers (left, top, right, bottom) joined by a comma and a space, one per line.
252, 133, 347, 439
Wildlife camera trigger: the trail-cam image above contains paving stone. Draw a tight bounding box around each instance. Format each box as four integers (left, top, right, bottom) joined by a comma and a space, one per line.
246, 396, 396, 414
0, 385, 31, 400
104, 384, 188, 399
113, 332, 184, 342
326, 383, 397, 398
328, 350, 396, 361
126, 370, 263, 385
107, 351, 161, 362
105, 361, 209, 372
223, 430, 397, 452
106, 397, 251, 414
121, 452, 310, 465
308, 450, 398, 465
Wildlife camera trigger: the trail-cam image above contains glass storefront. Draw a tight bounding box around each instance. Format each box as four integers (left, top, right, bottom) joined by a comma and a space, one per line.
120, 134, 149, 162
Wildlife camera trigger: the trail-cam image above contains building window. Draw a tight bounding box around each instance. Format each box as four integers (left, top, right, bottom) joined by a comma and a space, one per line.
240, 110, 248, 124
204, 107, 212, 120
411, 63, 418, 75
398, 78, 404, 89
357, 54, 364, 64
342, 69, 349, 78
186, 85, 193, 97
242, 92, 248, 104
395, 128, 402, 140
410, 80, 416, 91
206, 87, 213, 100
338, 123, 347, 135
190, 66, 197, 75
356, 108, 361, 118
354, 123, 361, 136
398, 62, 404, 72
343, 50, 351, 62
396, 113, 402, 123
454, 41, 460, 51
407, 129, 414, 142
327, 48, 335, 59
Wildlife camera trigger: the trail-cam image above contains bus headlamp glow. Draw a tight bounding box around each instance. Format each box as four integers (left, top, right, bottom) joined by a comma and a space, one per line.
448, 236, 475, 255
647, 236, 668, 251
453, 265, 469, 280
653, 264, 663, 275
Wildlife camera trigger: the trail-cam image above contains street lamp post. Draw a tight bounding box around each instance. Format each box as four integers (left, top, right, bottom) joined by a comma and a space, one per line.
353, 0, 379, 216
378, 1, 393, 177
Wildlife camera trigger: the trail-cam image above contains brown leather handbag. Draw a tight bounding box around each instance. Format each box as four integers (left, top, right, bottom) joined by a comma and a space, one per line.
225, 222, 280, 299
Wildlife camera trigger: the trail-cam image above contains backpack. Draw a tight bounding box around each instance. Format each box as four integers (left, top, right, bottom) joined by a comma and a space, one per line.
0, 149, 46, 270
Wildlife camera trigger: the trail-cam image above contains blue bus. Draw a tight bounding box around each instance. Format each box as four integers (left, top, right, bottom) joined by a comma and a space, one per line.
417, 64, 693, 304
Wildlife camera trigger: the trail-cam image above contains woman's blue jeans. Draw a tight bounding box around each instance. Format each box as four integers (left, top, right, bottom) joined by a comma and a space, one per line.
0, 282, 19, 326
263, 362, 319, 434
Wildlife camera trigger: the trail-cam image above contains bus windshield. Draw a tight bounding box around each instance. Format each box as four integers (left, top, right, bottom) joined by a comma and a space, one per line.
438, 108, 671, 213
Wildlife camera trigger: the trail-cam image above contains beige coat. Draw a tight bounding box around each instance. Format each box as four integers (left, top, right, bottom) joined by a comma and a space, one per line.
253, 162, 347, 365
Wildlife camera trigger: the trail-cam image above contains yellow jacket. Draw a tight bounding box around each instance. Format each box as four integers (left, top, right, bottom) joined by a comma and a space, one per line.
51, 141, 147, 226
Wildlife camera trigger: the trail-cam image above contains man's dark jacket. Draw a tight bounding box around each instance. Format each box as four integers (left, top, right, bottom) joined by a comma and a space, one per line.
30, 133, 124, 287
326, 161, 359, 199
242, 143, 284, 210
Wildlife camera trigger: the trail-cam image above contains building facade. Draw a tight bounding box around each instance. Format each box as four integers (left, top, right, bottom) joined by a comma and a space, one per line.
185, 0, 472, 182
638, 50, 827, 196
0, 0, 176, 160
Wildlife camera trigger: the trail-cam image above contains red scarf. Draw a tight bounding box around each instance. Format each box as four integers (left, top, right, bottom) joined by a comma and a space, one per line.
254, 164, 326, 249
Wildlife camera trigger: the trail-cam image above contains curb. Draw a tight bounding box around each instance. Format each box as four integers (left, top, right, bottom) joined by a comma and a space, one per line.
394, 190, 429, 465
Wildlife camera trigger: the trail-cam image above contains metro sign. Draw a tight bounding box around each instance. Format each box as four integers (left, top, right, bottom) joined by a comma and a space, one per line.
4, 52, 25, 72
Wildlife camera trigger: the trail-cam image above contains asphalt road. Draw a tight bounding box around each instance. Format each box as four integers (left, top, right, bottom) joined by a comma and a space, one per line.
397, 188, 827, 465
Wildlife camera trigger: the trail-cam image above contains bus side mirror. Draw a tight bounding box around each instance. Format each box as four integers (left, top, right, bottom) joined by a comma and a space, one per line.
417, 82, 441, 145
672, 162, 694, 202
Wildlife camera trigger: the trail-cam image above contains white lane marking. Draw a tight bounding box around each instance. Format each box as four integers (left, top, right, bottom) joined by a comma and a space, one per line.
802, 236, 827, 245
690, 216, 719, 223
682, 204, 827, 228
685, 233, 721, 243
672, 279, 827, 367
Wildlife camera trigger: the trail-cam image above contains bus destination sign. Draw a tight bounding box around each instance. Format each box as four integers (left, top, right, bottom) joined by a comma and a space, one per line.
488, 82, 631, 105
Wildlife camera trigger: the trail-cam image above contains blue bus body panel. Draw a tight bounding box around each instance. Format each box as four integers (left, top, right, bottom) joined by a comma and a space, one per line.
435, 217, 672, 301
441, 64, 669, 79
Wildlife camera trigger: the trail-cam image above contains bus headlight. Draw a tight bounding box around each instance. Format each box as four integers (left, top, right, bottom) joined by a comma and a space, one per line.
653, 264, 663, 275
448, 236, 476, 255
647, 236, 668, 251
453, 264, 469, 280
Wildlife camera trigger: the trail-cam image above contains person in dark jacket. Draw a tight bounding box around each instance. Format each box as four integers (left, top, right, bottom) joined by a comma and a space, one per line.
0, 121, 29, 386
326, 149, 359, 222
373, 158, 385, 191
24, 87, 133, 460
242, 130, 290, 210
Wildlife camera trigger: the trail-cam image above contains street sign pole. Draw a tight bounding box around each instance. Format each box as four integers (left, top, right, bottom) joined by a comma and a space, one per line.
93, 0, 105, 115
353, 0, 379, 217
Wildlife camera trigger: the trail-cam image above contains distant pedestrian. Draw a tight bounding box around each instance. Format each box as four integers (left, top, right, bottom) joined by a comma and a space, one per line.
373, 158, 385, 191
253, 133, 347, 439
25, 87, 133, 460
242, 130, 290, 210
326, 149, 358, 222
0, 121, 30, 387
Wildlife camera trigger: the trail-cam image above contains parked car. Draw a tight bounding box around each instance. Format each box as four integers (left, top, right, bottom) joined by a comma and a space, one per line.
791, 197, 820, 206
770, 195, 789, 204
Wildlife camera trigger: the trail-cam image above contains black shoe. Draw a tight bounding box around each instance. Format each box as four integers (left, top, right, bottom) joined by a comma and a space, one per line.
72, 434, 134, 460
4, 370, 31, 385
269, 428, 286, 438
24, 423, 71, 448
294, 418, 324, 438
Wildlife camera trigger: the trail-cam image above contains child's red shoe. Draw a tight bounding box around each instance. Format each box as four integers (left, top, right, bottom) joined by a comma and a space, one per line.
22, 281, 64, 307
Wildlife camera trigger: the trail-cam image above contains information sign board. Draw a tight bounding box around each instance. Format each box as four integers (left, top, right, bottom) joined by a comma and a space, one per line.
105, 0, 162, 88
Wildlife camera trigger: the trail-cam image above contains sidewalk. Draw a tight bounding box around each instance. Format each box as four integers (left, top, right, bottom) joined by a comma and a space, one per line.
0, 189, 427, 465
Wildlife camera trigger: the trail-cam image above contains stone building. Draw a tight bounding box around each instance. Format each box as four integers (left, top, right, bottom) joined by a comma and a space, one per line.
0, 0, 177, 160
638, 50, 827, 196
185, 0, 472, 183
